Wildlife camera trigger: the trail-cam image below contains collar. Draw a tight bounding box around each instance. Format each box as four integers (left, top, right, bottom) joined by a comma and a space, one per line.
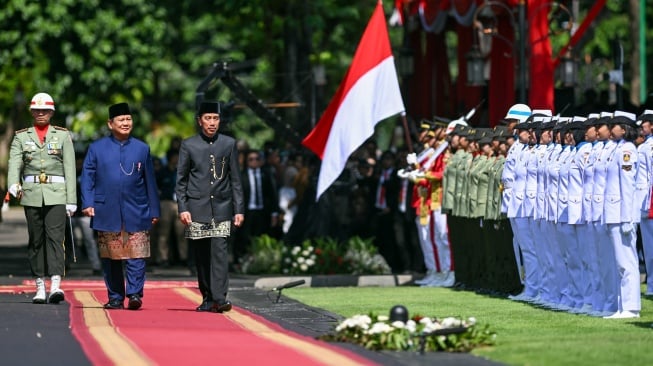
110, 135, 131, 145
200, 133, 218, 143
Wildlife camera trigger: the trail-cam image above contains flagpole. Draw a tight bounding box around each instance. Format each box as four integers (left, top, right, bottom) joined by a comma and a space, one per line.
400, 112, 414, 153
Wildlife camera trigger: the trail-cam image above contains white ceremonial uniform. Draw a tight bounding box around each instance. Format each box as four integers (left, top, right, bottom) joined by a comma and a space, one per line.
523, 143, 544, 298
533, 142, 556, 304
635, 135, 653, 295
501, 140, 522, 214
543, 142, 564, 305
604, 140, 640, 314
559, 144, 584, 310
508, 143, 536, 296
552, 144, 579, 309
592, 139, 618, 313
584, 141, 606, 313
572, 141, 598, 311
502, 141, 526, 285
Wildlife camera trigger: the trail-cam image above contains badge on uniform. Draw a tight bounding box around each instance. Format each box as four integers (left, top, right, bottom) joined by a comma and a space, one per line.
623, 165, 632, 171
623, 153, 630, 162
47, 142, 61, 155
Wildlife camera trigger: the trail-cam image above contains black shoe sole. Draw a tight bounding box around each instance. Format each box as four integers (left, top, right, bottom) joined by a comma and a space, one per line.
32, 298, 46, 304
48, 292, 64, 304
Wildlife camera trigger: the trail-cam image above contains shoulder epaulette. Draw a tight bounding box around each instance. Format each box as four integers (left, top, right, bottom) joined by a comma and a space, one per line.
14, 128, 28, 134
53, 126, 68, 131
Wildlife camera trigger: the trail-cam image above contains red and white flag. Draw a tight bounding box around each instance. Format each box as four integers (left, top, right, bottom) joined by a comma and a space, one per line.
302, 1, 405, 200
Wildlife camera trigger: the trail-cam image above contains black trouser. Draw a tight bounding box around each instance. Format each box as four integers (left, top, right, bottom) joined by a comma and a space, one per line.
393, 211, 423, 273
192, 236, 229, 303
448, 215, 466, 285
24, 205, 66, 277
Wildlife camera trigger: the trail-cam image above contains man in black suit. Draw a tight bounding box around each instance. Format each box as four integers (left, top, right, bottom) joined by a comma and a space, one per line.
176, 101, 244, 313
235, 150, 280, 264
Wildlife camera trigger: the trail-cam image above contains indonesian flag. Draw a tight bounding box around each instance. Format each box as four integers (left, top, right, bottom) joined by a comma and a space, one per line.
302, 1, 405, 200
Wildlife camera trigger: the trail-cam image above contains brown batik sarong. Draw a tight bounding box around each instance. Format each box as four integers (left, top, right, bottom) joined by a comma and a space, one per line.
98, 230, 150, 259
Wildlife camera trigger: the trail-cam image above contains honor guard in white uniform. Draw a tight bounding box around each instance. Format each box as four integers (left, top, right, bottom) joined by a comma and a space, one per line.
590, 112, 619, 316
603, 111, 640, 319
635, 110, 653, 296
560, 117, 588, 312
532, 117, 557, 305
542, 119, 569, 309
573, 114, 601, 314
507, 116, 540, 301
501, 104, 531, 295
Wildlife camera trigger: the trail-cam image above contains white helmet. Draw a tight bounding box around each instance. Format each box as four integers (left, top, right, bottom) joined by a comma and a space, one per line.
30, 92, 55, 111
504, 103, 531, 122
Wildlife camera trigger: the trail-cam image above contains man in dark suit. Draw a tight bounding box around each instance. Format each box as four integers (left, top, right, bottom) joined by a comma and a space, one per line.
234, 149, 280, 264
176, 101, 244, 313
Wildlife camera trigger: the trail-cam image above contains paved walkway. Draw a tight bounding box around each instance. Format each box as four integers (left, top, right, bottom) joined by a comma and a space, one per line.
0, 207, 501, 366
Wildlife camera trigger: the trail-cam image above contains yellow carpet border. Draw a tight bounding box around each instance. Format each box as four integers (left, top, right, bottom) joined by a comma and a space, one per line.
72, 290, 154, 366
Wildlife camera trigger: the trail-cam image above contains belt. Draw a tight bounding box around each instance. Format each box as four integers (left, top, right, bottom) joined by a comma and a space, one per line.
23, 175, 65, 184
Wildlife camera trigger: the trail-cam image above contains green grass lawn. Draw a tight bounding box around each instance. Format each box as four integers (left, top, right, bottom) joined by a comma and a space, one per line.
284, 286, 653, 366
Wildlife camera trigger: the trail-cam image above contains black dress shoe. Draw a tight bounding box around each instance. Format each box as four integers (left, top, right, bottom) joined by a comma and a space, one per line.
127, 295, 142, 310
104, 299, 124, 309
196, 300, 212, 312
211, 300, 232, 313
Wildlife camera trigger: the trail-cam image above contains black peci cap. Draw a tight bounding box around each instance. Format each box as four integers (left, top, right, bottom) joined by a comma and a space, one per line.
198, 101, 221, 116
108, 102, 131, 119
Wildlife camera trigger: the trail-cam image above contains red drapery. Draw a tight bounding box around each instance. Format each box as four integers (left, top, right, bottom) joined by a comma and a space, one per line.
488, 13, 517, 126
528, 0, 554, 111
398, 0, 557, 125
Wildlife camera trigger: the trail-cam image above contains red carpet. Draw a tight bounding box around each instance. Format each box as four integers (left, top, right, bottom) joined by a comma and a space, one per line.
61, 281, 375, 366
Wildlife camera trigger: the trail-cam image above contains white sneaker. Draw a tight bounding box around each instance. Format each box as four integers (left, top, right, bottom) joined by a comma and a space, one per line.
603, 311, 640, 319
33, 278, 46, 304
48, 275, 65, 304
415, 271, 436, 285
440, 271, 455, 287
421, 272, 445, 287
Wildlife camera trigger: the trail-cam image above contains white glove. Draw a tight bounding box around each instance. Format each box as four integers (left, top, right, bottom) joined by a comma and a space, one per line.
8, 184, 21, 197
621, 222, 634, 234
66, 204, 77, 216
397, 169, 408, 179
406, 153, 417, 165
408, 170, 425, 181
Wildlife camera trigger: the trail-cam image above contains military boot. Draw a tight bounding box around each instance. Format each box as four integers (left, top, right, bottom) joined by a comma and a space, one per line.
33, 278, 46, 304
48, 275, 65, 304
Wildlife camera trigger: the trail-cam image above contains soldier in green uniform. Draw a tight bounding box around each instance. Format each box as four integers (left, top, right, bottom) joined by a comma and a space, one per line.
468, 129, 495, 291
7, 92, 76, 304
450, 126, 474, 287
483, 127, 509, 292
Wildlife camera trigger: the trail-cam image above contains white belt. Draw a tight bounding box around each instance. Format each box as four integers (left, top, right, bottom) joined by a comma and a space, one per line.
23, 175, 65, 183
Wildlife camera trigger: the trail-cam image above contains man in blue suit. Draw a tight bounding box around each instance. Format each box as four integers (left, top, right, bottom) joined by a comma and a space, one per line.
80, 102, 160, 310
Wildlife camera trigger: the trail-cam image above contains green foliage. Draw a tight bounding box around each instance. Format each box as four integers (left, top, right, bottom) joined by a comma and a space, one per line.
238, 235, 391, 275
239, 234, 283, 274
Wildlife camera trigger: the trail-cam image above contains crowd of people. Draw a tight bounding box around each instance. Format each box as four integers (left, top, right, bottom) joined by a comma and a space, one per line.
389, 103, 653, 320
7, 91, 653, 318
